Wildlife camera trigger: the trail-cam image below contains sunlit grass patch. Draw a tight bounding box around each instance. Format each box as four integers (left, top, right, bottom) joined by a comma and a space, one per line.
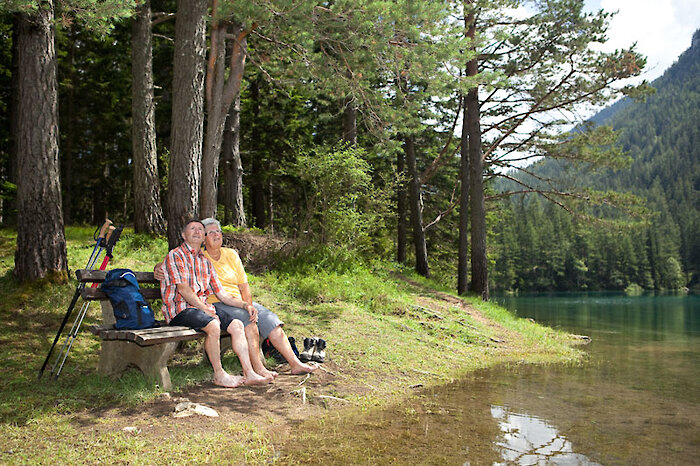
1, 416, 273, 465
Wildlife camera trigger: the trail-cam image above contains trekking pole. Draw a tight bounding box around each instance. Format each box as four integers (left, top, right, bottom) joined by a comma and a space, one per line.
51, 225, 123, 379
38, 220, 112, 380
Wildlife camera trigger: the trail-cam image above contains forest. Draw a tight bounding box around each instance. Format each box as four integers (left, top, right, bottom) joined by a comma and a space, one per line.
491, 31, 700, 292
1, 0, 695, 295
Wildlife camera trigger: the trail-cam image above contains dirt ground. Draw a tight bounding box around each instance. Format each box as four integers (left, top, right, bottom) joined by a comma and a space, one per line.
81, 359, 355, 442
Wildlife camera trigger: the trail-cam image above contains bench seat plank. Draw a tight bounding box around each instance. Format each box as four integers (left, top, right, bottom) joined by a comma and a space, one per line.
89, 325, 203, 346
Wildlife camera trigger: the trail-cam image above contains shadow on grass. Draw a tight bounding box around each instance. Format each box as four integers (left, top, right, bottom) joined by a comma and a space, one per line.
284, 303, 344, 331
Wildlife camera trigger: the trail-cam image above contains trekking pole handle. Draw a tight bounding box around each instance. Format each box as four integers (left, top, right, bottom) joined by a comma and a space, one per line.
104, 225, 116, 245
105, 225, 123, 257
97, 219, 113, 241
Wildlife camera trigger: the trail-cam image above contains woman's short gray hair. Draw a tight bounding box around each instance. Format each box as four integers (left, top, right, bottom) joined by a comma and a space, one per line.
201, 218, 222, 230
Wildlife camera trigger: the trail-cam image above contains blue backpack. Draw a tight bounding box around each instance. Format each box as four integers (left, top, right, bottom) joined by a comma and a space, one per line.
100, 268, 156, 330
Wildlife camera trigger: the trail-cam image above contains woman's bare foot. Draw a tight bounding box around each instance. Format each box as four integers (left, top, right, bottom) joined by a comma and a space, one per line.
213, 372, 246, 388
290, 361, 317, 375
243, 372, 273, 386
258, 368, 279, 379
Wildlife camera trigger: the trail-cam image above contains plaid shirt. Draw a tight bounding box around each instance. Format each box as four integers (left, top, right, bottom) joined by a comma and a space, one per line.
160, 242, 224, 323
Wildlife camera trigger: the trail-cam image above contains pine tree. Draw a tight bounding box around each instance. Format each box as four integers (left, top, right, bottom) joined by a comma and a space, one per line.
166, 0, 207, 248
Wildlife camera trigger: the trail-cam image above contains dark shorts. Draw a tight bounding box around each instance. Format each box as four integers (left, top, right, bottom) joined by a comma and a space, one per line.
212, 302, 283, 340
170, 307, 242, 332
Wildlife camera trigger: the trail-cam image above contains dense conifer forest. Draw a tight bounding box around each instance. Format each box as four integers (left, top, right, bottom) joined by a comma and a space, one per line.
0, 1, 694, 294
491, 30, 700, 292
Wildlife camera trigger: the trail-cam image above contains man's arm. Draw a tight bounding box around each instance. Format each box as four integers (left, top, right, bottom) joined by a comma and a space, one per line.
176, 283, 218, 318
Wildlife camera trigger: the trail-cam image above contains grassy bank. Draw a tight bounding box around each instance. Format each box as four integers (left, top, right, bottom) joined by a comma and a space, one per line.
0, 227, 583, 464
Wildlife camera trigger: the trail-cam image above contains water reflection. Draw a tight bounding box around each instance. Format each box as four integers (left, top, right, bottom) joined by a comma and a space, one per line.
282, 294, 699, 464
491, 405, 599, 465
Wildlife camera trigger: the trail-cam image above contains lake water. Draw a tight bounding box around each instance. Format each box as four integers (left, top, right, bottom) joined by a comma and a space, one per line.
282, 293, 700, 464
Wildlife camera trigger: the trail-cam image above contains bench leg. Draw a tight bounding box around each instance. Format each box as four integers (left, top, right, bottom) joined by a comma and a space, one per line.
99, 340, 178, 391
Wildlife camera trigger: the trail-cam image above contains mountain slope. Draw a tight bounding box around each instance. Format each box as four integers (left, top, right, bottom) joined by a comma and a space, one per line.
491, 29, 700, 290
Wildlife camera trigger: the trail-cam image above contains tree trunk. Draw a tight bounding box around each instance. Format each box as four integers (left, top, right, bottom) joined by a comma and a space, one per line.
467, 74, 488, 300
132, 0, 165, 235
457, 98, 470, 295
250, 153, 266, 229
342, 96, 357, 146
221, 94, 247, 227
404, 136, 429, 277
397, 149, 407, 264
249, 78, 266, 229
166, 0, 207, 248
200, 20, 248, 218
14, 1, 68, 281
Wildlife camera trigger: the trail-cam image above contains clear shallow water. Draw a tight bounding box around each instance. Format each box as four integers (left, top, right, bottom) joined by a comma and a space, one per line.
283, 293, 700, 464
487, 292, 700, 464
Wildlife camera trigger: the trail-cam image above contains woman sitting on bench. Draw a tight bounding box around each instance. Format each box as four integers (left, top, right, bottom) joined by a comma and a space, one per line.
199, 218, 316, 375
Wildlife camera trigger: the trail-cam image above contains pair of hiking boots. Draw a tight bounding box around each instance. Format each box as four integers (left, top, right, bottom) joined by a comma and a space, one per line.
299, 337, 326, 363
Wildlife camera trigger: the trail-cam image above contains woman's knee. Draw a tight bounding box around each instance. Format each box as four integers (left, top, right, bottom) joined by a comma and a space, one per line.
268, 324, 284, 340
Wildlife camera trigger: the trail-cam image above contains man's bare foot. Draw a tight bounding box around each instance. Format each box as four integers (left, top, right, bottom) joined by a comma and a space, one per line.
290, 361, 317, 375
213, 372, 246, 388
243, 372, 273, 386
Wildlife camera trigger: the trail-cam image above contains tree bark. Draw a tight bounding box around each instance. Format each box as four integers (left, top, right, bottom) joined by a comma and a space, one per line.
221, 94, 246, 227
132, 0, 165, 235
200, 20, 248, 218
467, 70, 488, 300
166, 0, 207, 248
14, 1, 68, 281
249, 78, 266, 229
457, 98, 470, 295
397, 150, 407, 264
404, 136, 429, 277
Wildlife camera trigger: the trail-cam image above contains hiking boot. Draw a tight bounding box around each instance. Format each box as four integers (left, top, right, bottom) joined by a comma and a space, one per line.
311, 338, 326, 363
299, 337, 316, 362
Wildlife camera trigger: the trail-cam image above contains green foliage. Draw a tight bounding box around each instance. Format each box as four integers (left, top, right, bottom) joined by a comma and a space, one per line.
1, 1, 136, 34
0, 180, 16, 200
287, 144, 391, 257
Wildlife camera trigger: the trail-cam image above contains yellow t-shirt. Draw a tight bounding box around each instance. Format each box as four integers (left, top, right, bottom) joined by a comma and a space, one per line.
204, 248, 247, 303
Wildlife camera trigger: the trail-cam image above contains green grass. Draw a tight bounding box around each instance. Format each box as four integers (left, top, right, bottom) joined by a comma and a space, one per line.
0, 227, 583, 464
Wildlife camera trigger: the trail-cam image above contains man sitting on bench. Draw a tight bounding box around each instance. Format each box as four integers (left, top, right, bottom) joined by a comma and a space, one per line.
159, 219, 274, 388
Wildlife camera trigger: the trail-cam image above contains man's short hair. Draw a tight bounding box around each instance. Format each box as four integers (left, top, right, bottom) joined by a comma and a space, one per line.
201, 217, 222, 231
181, 218, 204, 234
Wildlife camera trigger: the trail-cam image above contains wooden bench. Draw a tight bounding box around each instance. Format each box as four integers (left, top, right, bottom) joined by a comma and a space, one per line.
79, 269, 231, 390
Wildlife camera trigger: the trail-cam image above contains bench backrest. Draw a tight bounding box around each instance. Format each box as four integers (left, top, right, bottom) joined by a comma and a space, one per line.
76, 269, 162, 326
76, 269, 162, 301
